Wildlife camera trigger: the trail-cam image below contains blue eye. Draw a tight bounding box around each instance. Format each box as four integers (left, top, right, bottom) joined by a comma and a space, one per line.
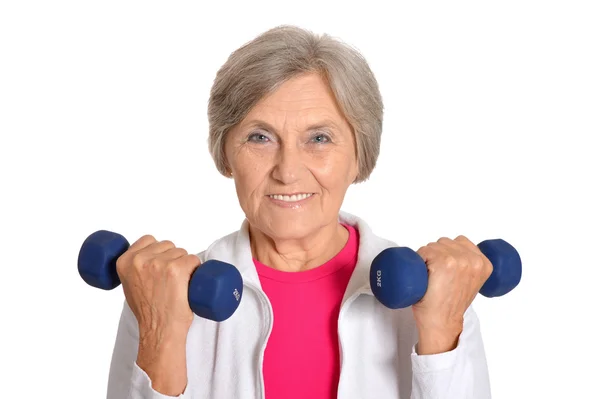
312, 133, 331, 144
248, 132, 270, 143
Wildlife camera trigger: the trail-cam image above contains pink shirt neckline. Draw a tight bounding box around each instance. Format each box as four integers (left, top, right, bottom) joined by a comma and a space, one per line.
253, 223, 356, 283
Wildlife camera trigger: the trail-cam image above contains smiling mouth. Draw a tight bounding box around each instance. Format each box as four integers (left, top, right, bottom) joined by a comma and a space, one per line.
267, 193, 314, 202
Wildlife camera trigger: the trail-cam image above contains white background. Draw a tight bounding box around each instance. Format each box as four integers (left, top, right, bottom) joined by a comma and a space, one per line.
1, 1, 598, 398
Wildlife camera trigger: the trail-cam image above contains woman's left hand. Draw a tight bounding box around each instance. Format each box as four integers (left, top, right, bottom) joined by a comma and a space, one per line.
413, 235, 493, 355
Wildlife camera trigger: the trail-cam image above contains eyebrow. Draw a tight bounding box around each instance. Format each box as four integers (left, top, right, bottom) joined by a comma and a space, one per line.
243, 119, 340, 133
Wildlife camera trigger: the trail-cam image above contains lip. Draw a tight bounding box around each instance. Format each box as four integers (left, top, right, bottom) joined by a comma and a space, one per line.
267, 192, 312, 196
266, 193, 315, 209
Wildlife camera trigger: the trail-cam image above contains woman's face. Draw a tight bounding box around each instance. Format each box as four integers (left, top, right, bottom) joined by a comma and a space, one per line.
224, 72, 359, 241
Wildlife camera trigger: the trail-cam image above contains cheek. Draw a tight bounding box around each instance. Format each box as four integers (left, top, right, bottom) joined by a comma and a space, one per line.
234, 178, 258, 214
233, 156, 270, 206
235, 170, 260, 196
232, 145, 273, 172
311, 152, 356, 188
314, 153, 356, 182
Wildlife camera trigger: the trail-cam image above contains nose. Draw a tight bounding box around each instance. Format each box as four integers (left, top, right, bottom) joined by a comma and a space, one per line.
271, 142, 303, 184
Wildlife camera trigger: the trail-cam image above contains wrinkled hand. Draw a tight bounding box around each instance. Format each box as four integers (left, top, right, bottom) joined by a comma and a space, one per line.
115, 236, 200, 396
413, 235, 493, 355
116, 235, 201, 340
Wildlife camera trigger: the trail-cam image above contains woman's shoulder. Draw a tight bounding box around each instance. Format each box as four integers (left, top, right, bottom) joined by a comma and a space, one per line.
195, 228, 241, 263
194, 219, 254, 274
340, 211, 399, 251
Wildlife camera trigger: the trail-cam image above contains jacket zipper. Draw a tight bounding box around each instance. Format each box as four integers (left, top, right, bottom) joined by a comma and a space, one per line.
336, 286, 372, 398
245, 282, 274, 399
247, 280, 372, 399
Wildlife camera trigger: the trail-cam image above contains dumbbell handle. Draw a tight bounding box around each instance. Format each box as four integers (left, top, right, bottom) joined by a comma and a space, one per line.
78, 230, 243, 321
370, 239, 522, 309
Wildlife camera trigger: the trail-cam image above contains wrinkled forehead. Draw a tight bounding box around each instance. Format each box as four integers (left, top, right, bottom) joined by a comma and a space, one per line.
234, 75, 350, 135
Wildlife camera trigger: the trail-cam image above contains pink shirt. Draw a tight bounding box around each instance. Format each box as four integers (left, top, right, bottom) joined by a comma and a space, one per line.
253, 223, 359, 399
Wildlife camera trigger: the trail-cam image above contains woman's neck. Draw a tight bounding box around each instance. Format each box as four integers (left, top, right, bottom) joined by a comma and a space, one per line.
249, 221, 349, 272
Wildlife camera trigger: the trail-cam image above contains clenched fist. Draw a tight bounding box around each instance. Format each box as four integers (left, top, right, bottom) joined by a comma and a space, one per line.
413, 235, 493, 355
115, 234, 201, 343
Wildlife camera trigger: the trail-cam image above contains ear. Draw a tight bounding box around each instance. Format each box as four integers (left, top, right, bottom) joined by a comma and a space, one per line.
223, 155, 233, 177
351, 159, 360, 183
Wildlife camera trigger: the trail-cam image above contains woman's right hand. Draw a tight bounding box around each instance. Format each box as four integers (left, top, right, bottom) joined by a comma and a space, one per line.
115, 234, 201, 395
116, 234, 201, 337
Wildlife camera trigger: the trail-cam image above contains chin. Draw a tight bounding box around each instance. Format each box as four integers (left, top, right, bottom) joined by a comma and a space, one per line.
267, 218, 316, 240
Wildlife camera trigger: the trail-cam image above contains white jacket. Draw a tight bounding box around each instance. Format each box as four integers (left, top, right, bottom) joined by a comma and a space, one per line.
107, 211, 491, 399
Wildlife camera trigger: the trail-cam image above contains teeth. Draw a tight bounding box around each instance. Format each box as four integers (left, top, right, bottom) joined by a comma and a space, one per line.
269, 193, 313, 202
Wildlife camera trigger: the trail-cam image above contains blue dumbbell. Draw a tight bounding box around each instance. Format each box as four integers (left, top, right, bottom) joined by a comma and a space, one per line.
370, 239, 522, 309
78, 230, 243, 322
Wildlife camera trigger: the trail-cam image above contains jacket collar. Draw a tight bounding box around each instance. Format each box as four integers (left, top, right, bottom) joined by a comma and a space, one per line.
202, 210, 398, 300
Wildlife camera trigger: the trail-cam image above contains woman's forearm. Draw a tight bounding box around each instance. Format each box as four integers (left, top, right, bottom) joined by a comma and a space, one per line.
416, 326, 461, 355
136, 328, 188, 396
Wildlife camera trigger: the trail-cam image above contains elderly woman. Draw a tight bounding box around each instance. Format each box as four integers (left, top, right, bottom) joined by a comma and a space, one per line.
107, 25, 492, 399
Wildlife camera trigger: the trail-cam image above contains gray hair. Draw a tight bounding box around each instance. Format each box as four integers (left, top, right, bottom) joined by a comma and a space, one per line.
207, 25, 384, 183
